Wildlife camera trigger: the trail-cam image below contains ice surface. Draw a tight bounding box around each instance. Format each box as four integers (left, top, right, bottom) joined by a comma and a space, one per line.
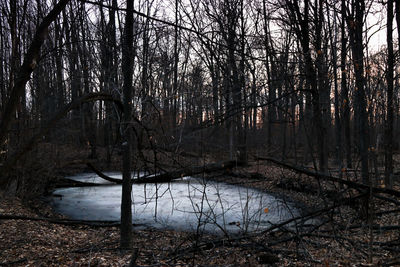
50, 173, 302, 234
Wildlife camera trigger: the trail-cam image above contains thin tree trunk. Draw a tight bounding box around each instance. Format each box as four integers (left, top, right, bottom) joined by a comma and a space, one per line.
0, 14, 4, 110
385, 0, 394, 188
78, 1, 96, 158
120, 0, 135, 249
238, 0, 247, 163
315, 0, 329, 172
328, 4, 342, 168
341, 0, 352, 168
9, 0, 18, 98
263, 0, 275, 149
396, 1, 400, 46
173, 0, 179, 136
54, 17, 64, 110
347, 0, 369, 184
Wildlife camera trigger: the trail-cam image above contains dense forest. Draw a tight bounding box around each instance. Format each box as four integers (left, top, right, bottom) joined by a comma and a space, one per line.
1, 0, 400, 265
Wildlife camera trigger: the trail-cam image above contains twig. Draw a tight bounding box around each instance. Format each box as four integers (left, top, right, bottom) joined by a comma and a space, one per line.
0, 258, 28, 266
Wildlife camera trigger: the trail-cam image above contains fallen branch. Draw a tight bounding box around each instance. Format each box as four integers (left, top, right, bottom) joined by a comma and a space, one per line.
225, 171, 269, 180
0, 258, 28, 266
172, 193, 366, 257
257, 156, 400, 199
373, 194, 400, 206
375, 208, 400, 217
87, 160, 245, 184
0, 214, 145, 228
87, 163, 122, 183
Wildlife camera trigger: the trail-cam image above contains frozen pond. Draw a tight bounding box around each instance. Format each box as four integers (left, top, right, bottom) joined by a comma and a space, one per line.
50, 173, 302, 235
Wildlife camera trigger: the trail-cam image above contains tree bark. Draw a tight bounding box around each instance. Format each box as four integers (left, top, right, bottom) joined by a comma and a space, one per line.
262, 0, 275, 149
385, 0, 394, 188
341, 0, 352, 168
120, 0, 135, 250
327, 4, 341, 168
347, 0, 369, 184
315, 0, 329, 172
396, 0, 400, 46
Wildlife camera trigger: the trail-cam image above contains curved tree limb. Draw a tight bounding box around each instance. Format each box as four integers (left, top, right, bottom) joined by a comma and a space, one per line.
0, 93, 122, 188
87, 160, 245, 184
0, 0, 71, 147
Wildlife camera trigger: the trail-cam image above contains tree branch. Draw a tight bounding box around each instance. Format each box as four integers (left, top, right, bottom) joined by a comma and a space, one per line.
257, 156, 400, 198
87, 160, 245, 184
0, 93, 122, 188
0, 0, 70, 147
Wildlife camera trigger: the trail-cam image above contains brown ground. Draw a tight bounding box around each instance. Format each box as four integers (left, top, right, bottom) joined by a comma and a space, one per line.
1, 147, 400, 266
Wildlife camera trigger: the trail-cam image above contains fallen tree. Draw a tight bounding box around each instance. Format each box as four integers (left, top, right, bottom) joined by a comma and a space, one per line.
257, 156, 400, 199
54, 177, 104, 188
87, 160, 245, 184
0, 214, 131, 227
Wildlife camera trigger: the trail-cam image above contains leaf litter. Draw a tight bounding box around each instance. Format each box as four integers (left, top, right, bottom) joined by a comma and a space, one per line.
1, 160, 400, 266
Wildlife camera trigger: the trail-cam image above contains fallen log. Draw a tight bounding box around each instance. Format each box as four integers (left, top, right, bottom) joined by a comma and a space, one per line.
87, 160, 245, 184
0, 214, 144, 228
256, 156, 400, 199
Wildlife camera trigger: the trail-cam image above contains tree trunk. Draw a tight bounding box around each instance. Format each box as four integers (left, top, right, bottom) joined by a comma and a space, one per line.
315, 0, 329, 172
328, 4, 342, 168
396, 1, 400, 47
0, 15, 4, 110
347, 0, 369, 184
173, 0, 179, 136
120, 0, 135, 249
385, 0, 394, 188
54, 17, 64, 110
78, 1, 96, 158
263, 0, 275, 149
341, 0, 352, 168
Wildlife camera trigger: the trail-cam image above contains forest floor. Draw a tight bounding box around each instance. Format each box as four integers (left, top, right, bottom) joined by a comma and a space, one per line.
1, 146, 400, 266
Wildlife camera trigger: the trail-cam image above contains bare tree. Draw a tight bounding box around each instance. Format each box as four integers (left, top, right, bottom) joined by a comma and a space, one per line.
346, 0, 369, 184
285, 0, 326, 171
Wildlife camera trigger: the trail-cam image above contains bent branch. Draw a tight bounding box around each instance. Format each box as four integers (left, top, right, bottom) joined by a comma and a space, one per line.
87, 160, 245, 184
0, 0, 71, 146
0, 93, 122, 188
